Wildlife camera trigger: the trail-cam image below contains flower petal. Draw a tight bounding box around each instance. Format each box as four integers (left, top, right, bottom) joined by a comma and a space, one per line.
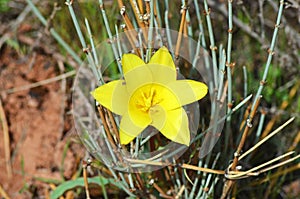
147, 63, 176, 84
155, 85, 181, 111
91, 80, 128, 115
124, 65, 153, 94
149, 46, 176, 70
150, 105, 190, 146
119, 112, 150, 144
122, 53, 145, 74
165, 80, 208, 109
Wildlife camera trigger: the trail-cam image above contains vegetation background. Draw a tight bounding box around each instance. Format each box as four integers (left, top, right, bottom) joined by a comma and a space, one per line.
0, 0, 299, 198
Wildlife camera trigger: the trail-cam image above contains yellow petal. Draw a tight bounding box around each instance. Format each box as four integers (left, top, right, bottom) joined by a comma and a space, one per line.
124, 65, 153, 94
149, 46, 176, 70
150, 105, 190, 146
122, 53, 145, 74
119, 112, 150, 144
147, 63, 176, 84
90, 80, 128, 115
155, 85, 181, 111
165, 80, 208, 109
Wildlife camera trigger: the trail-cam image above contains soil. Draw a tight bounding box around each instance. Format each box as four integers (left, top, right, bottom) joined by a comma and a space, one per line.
0, 43, 84, 198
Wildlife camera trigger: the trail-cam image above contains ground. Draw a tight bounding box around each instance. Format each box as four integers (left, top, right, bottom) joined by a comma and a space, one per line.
0, 1, 300, 198
0, 37, 84, 198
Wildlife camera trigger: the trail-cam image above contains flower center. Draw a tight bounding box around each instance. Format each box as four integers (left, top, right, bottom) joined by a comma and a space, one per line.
134, 85, 163, 113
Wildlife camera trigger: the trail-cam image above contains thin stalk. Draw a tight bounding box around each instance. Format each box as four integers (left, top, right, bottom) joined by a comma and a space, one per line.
226, 0, 234, 121
203, 153, 220, 191
146, 0, 154, 63
254, 109, 266, 143
66, 0, 87, 48
221, 96, 261, 199
194, 0, 207, 49
238, 66, 248, 125
203, 0, 218, 88
243, 66, 248, 98
173, 160, 182, 190
138, 29, 145, 62
231, 96, 261, 169
66, 0, 102, 84
194, 0, 215, 96
199, 153, 220, 198
193, 94, 253, 144
130, 0, 145, 29
83, 162, 91, 199
137, 0, 143, 14
98, 0, 123, 74
164, 0, 174, 58
258, 0, 266, 41
117, 0, 136, 31
85, 18, 99, 66
97, 106, 117, 152
85, 19, 104, 83
128, 173, 135, 190
207, 176, 219, 196
155, 0, 162, 27
181, 171, 189, 198
188, 160, 202, 199
184, 2, 193, 61
175, 0, 187, 58
26, 0, 82, 64
115, 24, 123, 58
251, 0, 284, 111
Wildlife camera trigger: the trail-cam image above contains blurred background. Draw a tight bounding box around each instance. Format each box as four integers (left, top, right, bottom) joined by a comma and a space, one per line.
0, 0, 299, 198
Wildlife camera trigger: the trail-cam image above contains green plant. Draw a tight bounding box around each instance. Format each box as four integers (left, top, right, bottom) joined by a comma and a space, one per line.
26, 0, 300, 198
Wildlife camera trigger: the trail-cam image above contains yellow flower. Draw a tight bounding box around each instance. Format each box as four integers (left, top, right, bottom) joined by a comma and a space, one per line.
91, 47, 208, 146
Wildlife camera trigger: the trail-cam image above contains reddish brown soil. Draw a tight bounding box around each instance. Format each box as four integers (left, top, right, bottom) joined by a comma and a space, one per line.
0, 45, 84, 198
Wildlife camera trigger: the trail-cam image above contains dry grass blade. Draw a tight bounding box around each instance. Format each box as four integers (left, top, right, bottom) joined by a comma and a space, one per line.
0, 184, 10, 199
153, 183, 173, 199
239, 117, 295, 160
83, 161, 91, 199
175, 1, 187, 58
251, 163, 300, 185
257, 154, 300, 174
0, 98, 12, 178
1, 70, 76, 94
226, 151, 296, 179
175, 185, 185, 199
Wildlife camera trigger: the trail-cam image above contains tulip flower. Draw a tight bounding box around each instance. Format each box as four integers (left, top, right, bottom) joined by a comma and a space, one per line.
91, 47, 208, 146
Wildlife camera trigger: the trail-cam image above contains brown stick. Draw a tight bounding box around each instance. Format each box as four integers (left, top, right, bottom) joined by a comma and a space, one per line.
231, 96, 261, 169
137, 0, 144, 14
153, 183, 173, 199
181, 163, 225, 175
175, 2, 187, 58
221, 96, 261, 199
130, 0, 145, 29
97, 106, 117, 149
83, 161, 91, 199
0, 98, 12, 178
107, 110, 120, 143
